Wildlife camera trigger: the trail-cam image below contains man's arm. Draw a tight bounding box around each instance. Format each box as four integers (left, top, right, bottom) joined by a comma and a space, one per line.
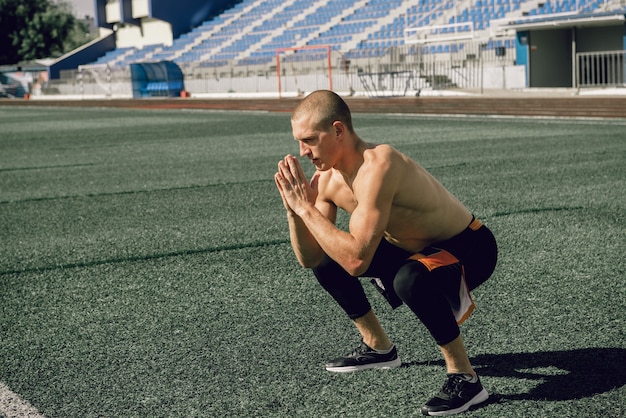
275, 168, 336, 268
285, 199, 336, 268
276, 150, 400, 276
294, 168, 395, 276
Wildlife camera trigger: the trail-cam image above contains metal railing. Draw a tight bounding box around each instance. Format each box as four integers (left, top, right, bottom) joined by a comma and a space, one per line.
40, 45, 626, 97
576, 50, 626, 88
41, 41, 522, 98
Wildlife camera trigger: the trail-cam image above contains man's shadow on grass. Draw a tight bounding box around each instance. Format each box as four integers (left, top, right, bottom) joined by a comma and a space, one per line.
405, 347, 626, 402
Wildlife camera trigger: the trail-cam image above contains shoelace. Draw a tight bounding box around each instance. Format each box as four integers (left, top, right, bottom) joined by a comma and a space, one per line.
441, 374, 469, 397
347, 342, 370, 357
350, 343, 369, 357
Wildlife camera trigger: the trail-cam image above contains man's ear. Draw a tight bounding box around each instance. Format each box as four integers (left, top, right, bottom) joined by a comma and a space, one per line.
333, 121, 345, 139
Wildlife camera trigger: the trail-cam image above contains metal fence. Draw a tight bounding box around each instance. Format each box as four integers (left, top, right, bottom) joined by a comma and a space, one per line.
576, 50, 626, 88
40, 42, 625, 98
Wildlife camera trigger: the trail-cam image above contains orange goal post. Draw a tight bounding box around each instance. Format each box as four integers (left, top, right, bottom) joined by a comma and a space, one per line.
276, 45, 333, 98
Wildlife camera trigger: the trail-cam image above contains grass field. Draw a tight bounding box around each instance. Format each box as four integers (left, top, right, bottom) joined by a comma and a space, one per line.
1, 105, 625, 417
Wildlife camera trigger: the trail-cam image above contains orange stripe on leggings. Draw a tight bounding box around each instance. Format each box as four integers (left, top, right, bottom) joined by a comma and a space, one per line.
469, 218, 483, 231
409, 250, 459, 271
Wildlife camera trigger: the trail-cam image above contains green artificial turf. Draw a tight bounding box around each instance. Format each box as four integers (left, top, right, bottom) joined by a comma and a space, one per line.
0, 106, 624, 417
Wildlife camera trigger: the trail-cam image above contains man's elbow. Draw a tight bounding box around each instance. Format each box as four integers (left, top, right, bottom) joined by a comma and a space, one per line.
298, 254, 324, 269
344, 258, 369, 277
297, 254, 370, 276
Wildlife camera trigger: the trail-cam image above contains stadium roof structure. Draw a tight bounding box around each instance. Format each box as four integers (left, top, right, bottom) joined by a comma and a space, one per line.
0, 60, 51, 73
502, 8, 626, 31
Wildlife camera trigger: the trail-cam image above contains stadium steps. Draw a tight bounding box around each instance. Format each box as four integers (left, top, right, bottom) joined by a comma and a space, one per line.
113, 48, 137, 66
342, 0, 425, 51
238, 0, 365, 64
86, 0, 610, 66
12, 96, 626, 119
440, 0, 474, 26
225, 0, 304, 62
236, 0, 331, 61
198, 0, 297, 62
95, 3, 263, 65
289, 0, 370, 50
143, 45, 164, 62
168, 1, 265, 61
95, 47, 136, 67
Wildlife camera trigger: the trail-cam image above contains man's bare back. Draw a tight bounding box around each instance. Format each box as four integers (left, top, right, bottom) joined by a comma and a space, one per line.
315, 143, 472, 254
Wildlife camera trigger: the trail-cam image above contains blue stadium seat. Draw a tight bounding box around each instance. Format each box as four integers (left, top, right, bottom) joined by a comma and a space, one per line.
86, 0, 610, 69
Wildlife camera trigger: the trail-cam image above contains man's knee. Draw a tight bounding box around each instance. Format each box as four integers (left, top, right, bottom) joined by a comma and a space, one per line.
393, 261, 461, 346
312, 254, 371, 319
392, 261, 430, 302
312, 255, 343, 287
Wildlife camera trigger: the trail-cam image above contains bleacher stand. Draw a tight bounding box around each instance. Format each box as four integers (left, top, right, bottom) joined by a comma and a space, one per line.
94, 0, 617, 69
54, 0, 623, 96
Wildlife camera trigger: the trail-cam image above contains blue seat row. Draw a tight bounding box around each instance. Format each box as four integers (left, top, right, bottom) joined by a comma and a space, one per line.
91, 0, 606, 67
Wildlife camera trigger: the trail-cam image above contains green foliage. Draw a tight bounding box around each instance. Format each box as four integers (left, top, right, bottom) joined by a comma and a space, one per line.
0, 0, 91, 64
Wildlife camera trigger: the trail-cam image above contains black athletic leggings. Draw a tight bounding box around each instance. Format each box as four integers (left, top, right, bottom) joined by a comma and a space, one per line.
312, 219, 497, 346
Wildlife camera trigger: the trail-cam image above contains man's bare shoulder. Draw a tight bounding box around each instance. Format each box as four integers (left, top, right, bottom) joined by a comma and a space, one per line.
363, 143, 411, 167
363, 143, 396, 159
314, 169, 342, 201
359, 143, 412, 182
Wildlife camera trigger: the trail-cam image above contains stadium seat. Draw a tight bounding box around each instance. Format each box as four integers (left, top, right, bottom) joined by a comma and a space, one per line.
86, 0, 609, 69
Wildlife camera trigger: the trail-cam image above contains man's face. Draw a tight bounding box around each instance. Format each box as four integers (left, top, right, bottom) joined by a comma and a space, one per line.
291, 114, 339, 171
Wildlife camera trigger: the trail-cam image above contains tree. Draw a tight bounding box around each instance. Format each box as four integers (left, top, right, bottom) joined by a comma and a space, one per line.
0, 0, 92, 65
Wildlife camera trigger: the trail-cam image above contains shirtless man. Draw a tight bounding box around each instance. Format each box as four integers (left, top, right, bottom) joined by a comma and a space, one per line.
275, 90, 497, 416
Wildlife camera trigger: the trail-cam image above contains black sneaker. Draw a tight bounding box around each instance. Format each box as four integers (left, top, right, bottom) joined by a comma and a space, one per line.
421, 373, 489, 416
325, 340, 401, 373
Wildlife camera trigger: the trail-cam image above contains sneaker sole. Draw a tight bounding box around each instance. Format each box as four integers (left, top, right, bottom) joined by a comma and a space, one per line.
423, 388, 489, 416
325, 357, 401, 373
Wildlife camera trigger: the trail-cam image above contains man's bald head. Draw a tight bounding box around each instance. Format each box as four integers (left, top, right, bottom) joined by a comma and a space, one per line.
291, 90, 354, 133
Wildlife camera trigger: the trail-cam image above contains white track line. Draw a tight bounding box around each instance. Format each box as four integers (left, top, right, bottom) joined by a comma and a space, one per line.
0, 382, 46, 418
